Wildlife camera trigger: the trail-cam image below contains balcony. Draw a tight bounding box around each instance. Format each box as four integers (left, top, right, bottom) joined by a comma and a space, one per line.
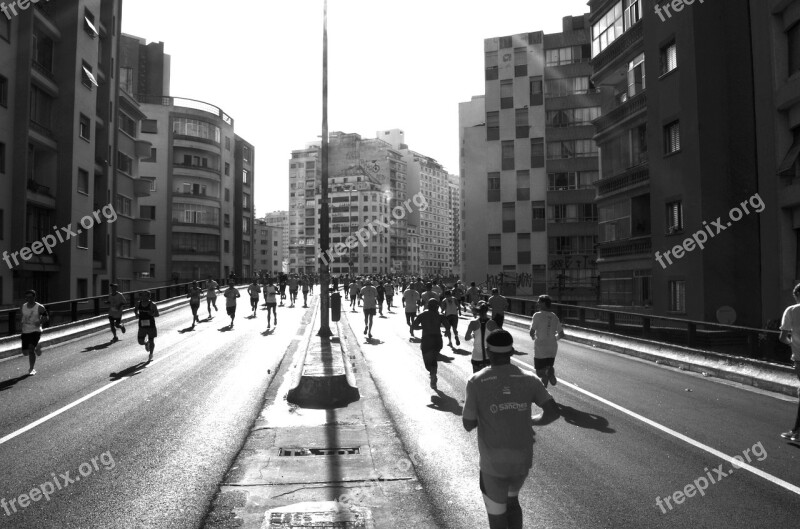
594, 91, 647, 136
33, 3, 61, 38
597, 237, 651, 259
591, 21, 643, 83
133, 179, 152, 197
135, 139, 153, 159
173, 162, 222, 177
595, 164, 649, 198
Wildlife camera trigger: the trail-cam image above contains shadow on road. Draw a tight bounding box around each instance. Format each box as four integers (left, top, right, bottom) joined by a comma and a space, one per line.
0, 374, 31, 392
261, 328, 275, 336
436, 353, 454, 364
110, 361, 149, 381
218, 326, 233, 332
178, 326, 196, 334
557, 403, 615, 433
451, 347, 471, 356
83, 341, 115, 352
428, 389, 463, 416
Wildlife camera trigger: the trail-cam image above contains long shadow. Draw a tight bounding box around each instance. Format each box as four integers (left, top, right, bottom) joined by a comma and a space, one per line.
451, 347, 471, 356
109, 361, 149, 381
83, 341, 115, 352
218, 325, 233, 332
427, 389, 463, 416
365, 338, 384, 346
261, 328, 275, 336
557, 403, 615, 433
0, 375, 32, 392
436, 353, 454, 364
178, 326, 196, 334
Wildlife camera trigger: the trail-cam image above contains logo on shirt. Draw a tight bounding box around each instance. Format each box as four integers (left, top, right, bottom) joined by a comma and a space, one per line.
489, 402, 529, 414
502, 385, 511, 395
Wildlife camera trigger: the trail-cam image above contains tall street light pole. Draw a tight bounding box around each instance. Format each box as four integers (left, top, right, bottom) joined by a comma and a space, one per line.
317, 0, 332, 337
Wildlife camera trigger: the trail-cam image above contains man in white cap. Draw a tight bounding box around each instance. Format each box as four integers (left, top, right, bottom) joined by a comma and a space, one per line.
463, 329, 559, 529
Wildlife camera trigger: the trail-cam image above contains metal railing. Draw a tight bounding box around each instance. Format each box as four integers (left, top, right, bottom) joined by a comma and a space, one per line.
0, 279, 256, 337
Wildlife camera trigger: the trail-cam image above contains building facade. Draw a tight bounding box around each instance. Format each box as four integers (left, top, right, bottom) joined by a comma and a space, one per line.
0, 0, 155, 304
253, 219, 283, 276
262, 210, 289, 270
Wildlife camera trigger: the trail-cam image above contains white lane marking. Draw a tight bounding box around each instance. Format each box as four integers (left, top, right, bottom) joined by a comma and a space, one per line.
0, 348, 180, 446
511, 358, 800, 497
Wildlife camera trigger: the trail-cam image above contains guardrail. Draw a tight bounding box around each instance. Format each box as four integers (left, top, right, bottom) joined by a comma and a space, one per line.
0, 278, 257, 337
482, 295, 792, 365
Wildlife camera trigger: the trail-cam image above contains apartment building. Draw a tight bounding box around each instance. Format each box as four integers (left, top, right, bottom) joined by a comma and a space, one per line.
448, 172, 462, 277
589, 0, 762, 325
0, 0, 154, 304
253, 219, 283, 276
262, 210, 289, 268
461, 16, 606, 299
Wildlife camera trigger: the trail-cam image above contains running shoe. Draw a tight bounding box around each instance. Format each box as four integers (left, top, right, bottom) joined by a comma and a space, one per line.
455, 337, 460, 346
780, 430, 799, 441
364, 326, 368, 335
111, 336, 119, 343
368, 333, 372, 339
28, 369, 36, 376
120, 324, 126, 334
548, 367, 557, 386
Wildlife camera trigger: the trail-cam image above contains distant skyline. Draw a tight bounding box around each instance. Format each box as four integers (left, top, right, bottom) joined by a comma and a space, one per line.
121, 0, 591, 216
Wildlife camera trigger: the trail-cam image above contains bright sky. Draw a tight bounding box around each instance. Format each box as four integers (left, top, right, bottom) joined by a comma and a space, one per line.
122, 0, 591, 216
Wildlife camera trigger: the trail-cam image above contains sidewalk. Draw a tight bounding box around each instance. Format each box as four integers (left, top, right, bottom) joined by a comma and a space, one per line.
202, 299, 439, 529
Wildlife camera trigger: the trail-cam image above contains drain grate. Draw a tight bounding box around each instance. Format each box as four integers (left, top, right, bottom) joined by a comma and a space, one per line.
279, 447, 360, 456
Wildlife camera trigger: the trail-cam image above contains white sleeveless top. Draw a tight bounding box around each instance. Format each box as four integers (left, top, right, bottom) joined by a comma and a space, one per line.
22, 303, 43, 334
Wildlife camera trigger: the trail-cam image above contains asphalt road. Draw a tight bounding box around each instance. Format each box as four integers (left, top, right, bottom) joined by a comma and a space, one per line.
339, 300, 800, 529
0, 291, 308, 528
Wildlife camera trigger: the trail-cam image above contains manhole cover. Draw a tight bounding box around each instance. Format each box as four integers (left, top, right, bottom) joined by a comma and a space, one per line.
263, 501, 372, 528
279, 447, 360, 456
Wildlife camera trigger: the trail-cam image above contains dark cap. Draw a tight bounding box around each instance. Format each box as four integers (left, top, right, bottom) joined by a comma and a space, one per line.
485, 329, 514, 354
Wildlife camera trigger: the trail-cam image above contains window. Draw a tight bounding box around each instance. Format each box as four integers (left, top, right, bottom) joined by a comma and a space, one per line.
545, 45, 590, 66
119, 112, 137, 137
243, 146, 251, 162
224, 162, 230, 176
516, 170, 530, 201
591, 1, 642, 57
599, 199, 631, 242
84, 9, 99, 38
140, 177, 156, 192
515, 109, 529, 138
30, 86, 53, 129
243, 193, 250, 210
224, 188, 230, 201
115, 238, 131, 258
530, 76, 543, 106
514, 48, 527, 76
77, 229, 89, 248
120, 67, 134, 94
139, 234, 156, 249
488, 234, 502, 265
499, 36, 512, 48
502, 203, 515, 232
242, 169, 249, 184
575, 139, 598, 157
668, 280, 686, 312
173, 117, 221, 143
623, 0, 642, 32
502, 141, 515, 170
225, 136, 231, 150
788, 22, 800, 76
141, 119, 158, 134
660, 41, 677, 75
664, 121, 680, 154
548, 141, 574, 159
140, 205, 156, 220
81, 62, 98, 89
78, 114, 91, 140
77, 169, 89, 194
1, 16, 8, 42
531, 202, 544, 232
243, 218, 250, 235
518, 233, 531, 264
115, 195, 132, 216
666, 201, 683, 233
143, 148, 157, 162
545, 77, 591, 96
224, 240, 230, 253
117, 152, 132, 174
500, 80, 513, 109
631, 124, 647, 165
628, 53, 645, 97
0, 75, 7, 108
488, 172, 501, 202
487, 111, 500, 141
224, 213, 231, 226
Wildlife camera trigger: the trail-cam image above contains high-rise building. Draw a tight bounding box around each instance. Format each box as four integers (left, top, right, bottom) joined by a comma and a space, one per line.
448, 173, 462, 277
461, 16, 607, 298
0, 0, 154, 304
253, 219, 283, 276
262, 210, 289, 271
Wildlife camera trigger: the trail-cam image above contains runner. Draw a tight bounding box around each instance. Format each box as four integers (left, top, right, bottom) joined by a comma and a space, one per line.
385, 281, 395, 312
360, 279, 378, 339
187, 280, 203, 328
441, 290, 461, 348
279, 274, 287, 306
376, 281, 386, 317
411, 298, 449, 389
134, 291, 159, 362
343, 276, 351, 300
453, 281, 466, 316
224, 280, 241, 328
206, 276, 222, 318
779, 283, 800, 441
403, 285, 421, 337
20, 290, 48, 375
421, 283, 438, 310
288, 274, 299, 307
464, 302, 500, 373
264, 278, 279, 329
349, 280, 360, 312
488, 288, 509, 328
466, 281, 482, 315
463, 330, 559, 529
247, 280, 261, 317
107, 283, 127, 342
529, 295, 565, 388
301, 276, 310, 307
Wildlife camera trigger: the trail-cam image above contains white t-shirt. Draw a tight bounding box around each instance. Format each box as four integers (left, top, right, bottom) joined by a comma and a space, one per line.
529, 311, 562, 359
780, 303, 800, 361
22, 303, 45, 334
265, 285, 278, 303
403, 289, 420, 312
